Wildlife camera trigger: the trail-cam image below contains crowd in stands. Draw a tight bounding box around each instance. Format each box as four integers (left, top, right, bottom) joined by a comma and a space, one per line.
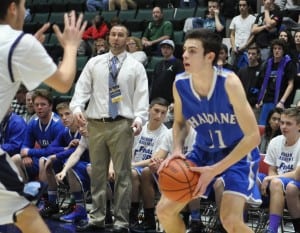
2, 0, 300, 232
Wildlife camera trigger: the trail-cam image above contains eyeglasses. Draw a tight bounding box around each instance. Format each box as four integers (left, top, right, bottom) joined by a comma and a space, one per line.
239, 4, 247, 6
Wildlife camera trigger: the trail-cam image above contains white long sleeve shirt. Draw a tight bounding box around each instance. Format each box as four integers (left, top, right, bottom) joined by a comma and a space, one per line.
70, 51, 149, 125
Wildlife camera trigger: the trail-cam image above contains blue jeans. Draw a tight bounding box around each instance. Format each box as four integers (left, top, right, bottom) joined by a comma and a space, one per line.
86, 0, 108, 11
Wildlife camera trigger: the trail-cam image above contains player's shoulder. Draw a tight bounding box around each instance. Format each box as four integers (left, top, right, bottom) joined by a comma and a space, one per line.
221, 69, 242, 90
175, 71, 190, 82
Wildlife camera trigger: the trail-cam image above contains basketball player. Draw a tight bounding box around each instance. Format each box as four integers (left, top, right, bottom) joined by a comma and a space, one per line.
156, 29, 261, 233
0, 0, 86, 232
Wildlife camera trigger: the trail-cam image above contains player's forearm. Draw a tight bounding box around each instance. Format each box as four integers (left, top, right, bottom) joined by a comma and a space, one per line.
214, 17, 224, 32
58, 46, 78, 90
172, 122, 187, 154
45, 45, 78, 93
132, 159, 151, 168
279, 81, 294, 104
63, 152, 81, 172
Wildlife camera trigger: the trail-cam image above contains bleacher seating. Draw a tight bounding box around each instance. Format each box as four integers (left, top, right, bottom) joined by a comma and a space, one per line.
22, 3, 209, 102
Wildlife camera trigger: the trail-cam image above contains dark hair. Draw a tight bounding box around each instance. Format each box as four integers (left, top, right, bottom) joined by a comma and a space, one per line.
32, 89, 53, 105
265, 107, 283, 138
0, 0, 20, 20
109, 24, 129, 36
220, 43, 228, 54
247, 45, 260, 54
185, 29, 222, 64
150, 97, 169, 108
270, 39, 287, 55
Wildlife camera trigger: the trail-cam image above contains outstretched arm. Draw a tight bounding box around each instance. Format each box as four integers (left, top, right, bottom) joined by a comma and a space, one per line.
44, 11, 87, 93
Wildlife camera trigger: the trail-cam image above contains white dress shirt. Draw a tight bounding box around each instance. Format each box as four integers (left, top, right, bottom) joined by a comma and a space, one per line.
70, 51, 149, 125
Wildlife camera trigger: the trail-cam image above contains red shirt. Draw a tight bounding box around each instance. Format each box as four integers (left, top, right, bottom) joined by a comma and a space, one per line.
82, 23, 109, 40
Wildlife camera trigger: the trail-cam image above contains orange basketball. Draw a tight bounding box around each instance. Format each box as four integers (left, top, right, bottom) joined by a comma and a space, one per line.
158, 158, 200, 203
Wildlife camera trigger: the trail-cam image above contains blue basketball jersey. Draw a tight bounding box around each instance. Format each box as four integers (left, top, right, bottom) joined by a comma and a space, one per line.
22, 112, 64, 158
175, 67, 243, 153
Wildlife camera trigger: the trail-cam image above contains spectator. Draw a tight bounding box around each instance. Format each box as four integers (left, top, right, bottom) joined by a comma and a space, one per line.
126, 36, 148, 66
23, 91, 35, 122
251, 0, 282, 62
92, 37, 109, 56
278, 29, 297, 61
109, 16, 122, 28
11, 89, 64, 182
11, 84, 27, 117
86, 0, 109, 11
71, 24, 149, 233
82, 15, 109, 41
81, 14, 109, 57
0, 108, 27, 157
260, 107, 300, 233
179, 0, 198, 8
130, 97, 168, 232
142, 6, 174, 56
191, 0, 226, 37
238, 45, 261, 119
109, 0, 137, 10
229, 0, 256, 69
256, 39, 296, 125
216, 43, 236, 72
259, 107, 283, 153
275, 0, 299, 26
150, 39, 184, 105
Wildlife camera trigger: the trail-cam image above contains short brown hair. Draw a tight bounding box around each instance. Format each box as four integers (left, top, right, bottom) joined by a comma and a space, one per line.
32, 89, 53, 105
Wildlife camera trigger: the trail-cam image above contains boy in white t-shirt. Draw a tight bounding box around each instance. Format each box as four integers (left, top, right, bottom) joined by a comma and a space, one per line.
260, 107, 300, 233
130, 97, 169, 232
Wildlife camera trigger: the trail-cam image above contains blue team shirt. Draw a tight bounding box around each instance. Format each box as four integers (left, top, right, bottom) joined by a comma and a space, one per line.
21, 112, 64, 158
175, 68, 243, 153
46, 128, 89, 162
0, 113, 27, 156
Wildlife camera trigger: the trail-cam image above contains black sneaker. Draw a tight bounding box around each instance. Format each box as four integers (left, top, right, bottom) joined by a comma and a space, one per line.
52, 203, 76, 220
187, 219, 205, 233
131, 221, 157, 233
39, 202, 59, 218
105, 211, 113, 227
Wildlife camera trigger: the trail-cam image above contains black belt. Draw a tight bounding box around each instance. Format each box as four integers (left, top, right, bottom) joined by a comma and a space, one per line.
96, 115, 125, 123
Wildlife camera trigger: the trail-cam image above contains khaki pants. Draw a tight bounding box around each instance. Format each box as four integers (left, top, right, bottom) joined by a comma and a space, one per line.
88, 118, 133, 227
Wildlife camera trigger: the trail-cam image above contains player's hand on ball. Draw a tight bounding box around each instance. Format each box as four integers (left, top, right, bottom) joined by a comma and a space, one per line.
190, 165, 215, 197
157, 153, 185, 174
